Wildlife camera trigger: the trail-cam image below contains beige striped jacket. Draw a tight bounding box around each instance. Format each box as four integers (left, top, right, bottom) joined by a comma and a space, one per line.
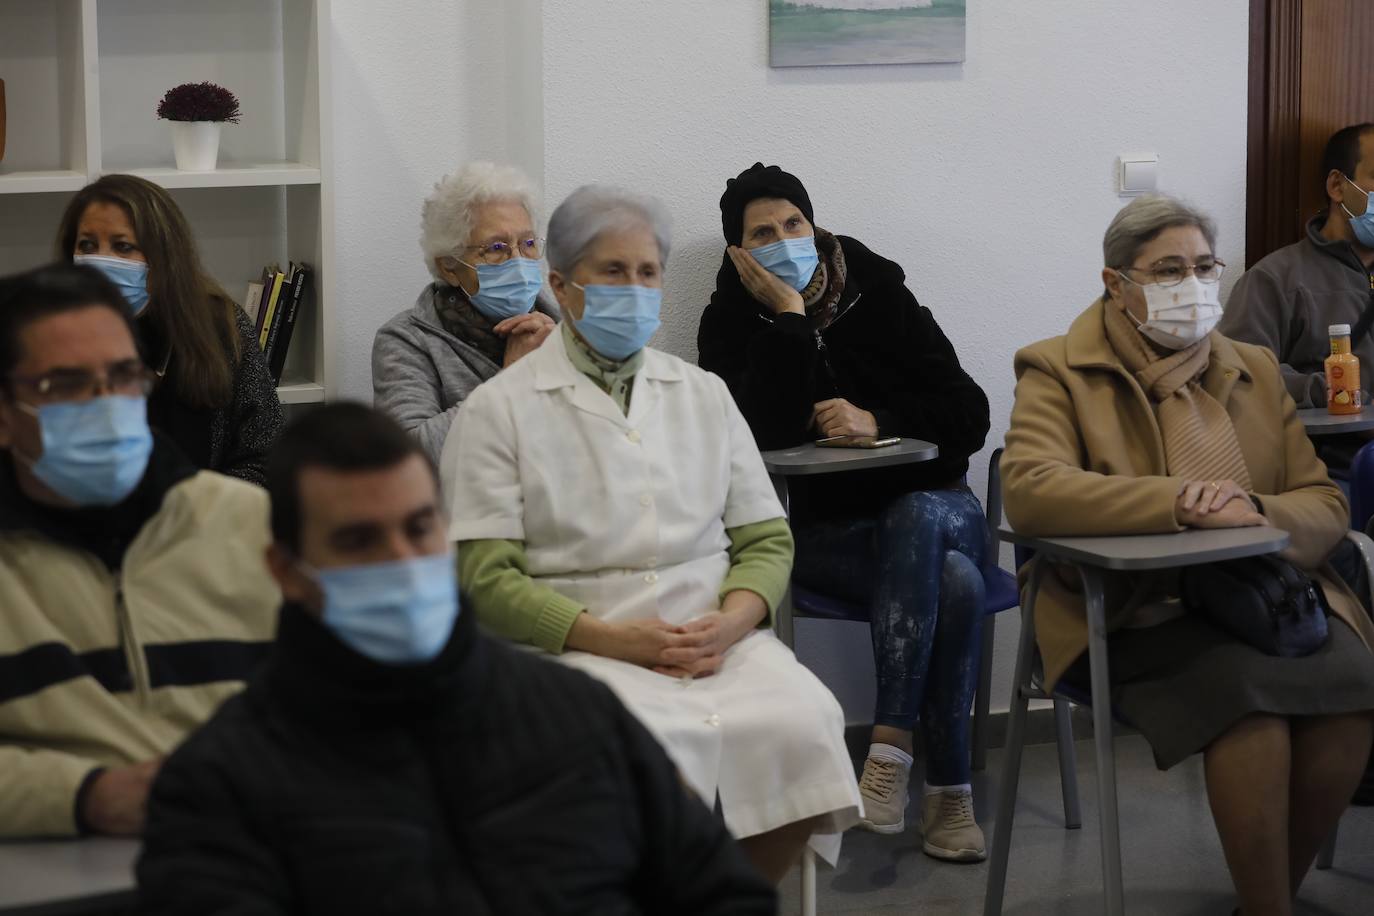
0, 470, 279, 837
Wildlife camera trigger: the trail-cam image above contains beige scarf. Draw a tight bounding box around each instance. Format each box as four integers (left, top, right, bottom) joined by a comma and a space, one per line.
1103, 299, 1253, 490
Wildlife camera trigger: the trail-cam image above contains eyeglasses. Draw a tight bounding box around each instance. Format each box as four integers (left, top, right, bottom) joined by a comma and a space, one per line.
7, 360, 154, 403
458, 237, 543, 265
1118, 257, 1226, 288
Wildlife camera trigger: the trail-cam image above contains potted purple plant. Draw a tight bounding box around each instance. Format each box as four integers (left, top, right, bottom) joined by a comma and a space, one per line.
156, 82, 242, 171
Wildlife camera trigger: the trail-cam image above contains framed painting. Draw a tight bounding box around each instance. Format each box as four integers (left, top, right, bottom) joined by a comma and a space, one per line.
769, 0, 967, 67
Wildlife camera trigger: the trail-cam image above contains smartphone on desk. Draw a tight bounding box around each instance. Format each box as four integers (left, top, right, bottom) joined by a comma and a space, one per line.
815, 435, 902, 449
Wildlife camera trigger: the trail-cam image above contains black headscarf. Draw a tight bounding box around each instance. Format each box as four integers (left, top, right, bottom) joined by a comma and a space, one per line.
719, 163, 814, 247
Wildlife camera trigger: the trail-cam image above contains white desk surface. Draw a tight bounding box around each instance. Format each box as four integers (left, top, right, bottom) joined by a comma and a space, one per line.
760, 438, 939, 476
998, 526, 1291, 571
0, 838, 138, 915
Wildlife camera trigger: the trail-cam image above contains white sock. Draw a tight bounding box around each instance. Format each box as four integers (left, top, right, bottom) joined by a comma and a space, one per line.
924, 782, 972, 797
867, 743, 913, 768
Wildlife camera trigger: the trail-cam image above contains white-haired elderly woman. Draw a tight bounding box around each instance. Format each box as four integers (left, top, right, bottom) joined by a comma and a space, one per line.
1002, 193, 1374, 914
442, 184, 861, 884
372, 161, 559, 465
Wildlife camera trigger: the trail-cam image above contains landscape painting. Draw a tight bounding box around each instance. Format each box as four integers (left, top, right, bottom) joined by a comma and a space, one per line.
769, 0, 967, 67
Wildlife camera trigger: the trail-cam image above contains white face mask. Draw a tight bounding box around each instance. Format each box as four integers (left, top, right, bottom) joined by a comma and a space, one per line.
1120, 273, 1222, 350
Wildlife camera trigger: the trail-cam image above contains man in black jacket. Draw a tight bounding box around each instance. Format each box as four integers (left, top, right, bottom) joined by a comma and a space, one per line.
136, 403, 776, 916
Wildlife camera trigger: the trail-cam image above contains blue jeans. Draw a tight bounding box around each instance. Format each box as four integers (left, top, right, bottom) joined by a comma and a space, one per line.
792, 487, 986, 786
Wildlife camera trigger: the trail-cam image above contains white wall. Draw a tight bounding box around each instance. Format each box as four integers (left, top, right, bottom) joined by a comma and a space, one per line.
330, 0, 1250, 719
331, 0, 538, 402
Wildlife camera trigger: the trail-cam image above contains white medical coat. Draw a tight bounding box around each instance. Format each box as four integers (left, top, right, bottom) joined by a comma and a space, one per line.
442, 332, 860, 860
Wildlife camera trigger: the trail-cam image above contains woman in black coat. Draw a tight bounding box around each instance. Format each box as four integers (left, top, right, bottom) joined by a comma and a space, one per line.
699, 163, 991, 861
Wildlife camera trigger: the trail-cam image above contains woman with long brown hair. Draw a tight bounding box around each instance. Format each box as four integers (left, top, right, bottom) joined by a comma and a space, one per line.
56, 174, 283, 484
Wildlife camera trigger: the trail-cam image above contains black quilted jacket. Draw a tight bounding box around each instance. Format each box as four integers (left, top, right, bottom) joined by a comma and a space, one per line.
137, 605, 776, 916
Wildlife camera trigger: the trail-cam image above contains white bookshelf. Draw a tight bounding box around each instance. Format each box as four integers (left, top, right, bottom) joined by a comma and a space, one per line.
0, 0, 334, 404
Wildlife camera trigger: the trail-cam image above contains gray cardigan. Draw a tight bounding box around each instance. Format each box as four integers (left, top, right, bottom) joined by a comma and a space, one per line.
372, 283, 559, 465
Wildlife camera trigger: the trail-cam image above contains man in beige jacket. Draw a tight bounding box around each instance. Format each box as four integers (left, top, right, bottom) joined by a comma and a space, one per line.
0, 264, 279, 838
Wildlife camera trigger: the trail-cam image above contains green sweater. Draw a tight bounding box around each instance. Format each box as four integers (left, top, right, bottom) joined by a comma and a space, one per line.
461, 517, 794, 654
460, 327, 792, 653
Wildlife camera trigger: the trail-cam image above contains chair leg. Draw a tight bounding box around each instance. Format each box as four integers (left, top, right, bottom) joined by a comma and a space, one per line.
1081, 567, 1124, 916
800, 847, 817, 916
972, 614, 996, 772
776, 586, 796, 651
983, 559, 1045, 916
1316, 821, 1338, 871
1052, 697, 1081, 829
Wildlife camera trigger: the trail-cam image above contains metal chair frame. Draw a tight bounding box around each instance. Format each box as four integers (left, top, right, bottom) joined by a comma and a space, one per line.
982, 530, 1369, 914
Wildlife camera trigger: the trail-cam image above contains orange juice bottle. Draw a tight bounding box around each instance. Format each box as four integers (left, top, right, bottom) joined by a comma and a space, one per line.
1326, 323, 1361, 415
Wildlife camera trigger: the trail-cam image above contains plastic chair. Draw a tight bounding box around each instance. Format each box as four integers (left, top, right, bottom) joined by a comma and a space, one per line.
774, 447, 1024, 772
772, 447, 1074, 916
768, 443, 1014, 916
1347, 440, 1374, 532
983, 527, 1366, 914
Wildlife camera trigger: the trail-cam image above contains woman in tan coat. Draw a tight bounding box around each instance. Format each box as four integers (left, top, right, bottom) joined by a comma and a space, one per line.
1002, 194, 1374, 916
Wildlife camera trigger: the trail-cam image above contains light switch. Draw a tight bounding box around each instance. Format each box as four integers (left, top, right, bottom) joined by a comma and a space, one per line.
1118, 153, 1159, 196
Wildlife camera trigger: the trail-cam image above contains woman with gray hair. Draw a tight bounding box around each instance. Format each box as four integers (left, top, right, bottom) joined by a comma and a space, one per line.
1002, 193, 1374, 912
371, 161, 558, 464
443, 184, 862, 884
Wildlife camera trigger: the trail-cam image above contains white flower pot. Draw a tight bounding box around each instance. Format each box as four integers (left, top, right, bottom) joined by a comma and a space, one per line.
169, 121, 222, 171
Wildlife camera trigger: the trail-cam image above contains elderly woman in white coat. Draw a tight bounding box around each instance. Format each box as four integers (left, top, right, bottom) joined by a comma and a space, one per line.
443, 184, 861, 884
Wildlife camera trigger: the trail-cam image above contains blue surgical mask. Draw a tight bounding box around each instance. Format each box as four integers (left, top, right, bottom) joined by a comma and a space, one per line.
747, 236, 820, 292
1342, 175, 1374, 248
73, 255, 151, 316
459, 256, 543, 321
308, 553, 460, 665
570, 283, 662, 360
17, 395, 153, 507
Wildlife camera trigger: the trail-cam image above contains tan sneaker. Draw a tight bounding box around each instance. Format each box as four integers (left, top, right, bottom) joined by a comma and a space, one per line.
920, 788, 986, 862
857, 755, 910, 834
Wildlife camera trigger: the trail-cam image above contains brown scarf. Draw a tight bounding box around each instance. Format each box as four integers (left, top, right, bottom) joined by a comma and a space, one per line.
432, 284, 505, 366
1102, 299, 1252, 490
802, 228, 848, 332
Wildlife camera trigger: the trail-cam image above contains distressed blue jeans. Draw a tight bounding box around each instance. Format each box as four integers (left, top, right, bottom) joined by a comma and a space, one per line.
792, 487, 986, 786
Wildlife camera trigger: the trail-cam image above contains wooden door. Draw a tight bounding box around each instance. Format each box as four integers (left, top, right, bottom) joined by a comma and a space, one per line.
1247, 0, 1374, 266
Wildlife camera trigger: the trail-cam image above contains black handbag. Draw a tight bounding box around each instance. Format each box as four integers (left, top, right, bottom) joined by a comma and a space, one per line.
1179, 555, 1330, 658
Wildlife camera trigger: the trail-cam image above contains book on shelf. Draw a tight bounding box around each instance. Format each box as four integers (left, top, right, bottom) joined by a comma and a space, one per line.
256, 268, 286, 352
241, 281, 264, 325
264, 263, 311, 384
252, 264, 279, 340
242, 260, 312, 384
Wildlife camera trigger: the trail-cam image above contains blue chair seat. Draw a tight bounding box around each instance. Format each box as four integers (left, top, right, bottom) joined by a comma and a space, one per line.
793, 565, 1021, 624
791, 585, 867, 622
1349, 440, 1374, 531
1042, 668, 1131, 726
777, 448, 1022, 775
984, 566, 1018, 615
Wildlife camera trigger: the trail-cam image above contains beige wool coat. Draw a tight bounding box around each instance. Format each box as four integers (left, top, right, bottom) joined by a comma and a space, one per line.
1002, 298, 1374, 689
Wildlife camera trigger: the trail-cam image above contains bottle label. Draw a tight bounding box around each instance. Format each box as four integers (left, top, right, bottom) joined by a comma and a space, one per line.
1328, 357, 1362, 413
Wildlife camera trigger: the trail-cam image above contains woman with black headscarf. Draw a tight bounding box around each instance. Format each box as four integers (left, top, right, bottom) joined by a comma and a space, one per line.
698, 163, 992, 861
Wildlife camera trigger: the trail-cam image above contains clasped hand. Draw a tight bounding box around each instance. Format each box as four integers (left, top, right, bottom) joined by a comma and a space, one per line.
615, 611, 755, 679
495, 312, 555, 366
1174, 478, 1266, 529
